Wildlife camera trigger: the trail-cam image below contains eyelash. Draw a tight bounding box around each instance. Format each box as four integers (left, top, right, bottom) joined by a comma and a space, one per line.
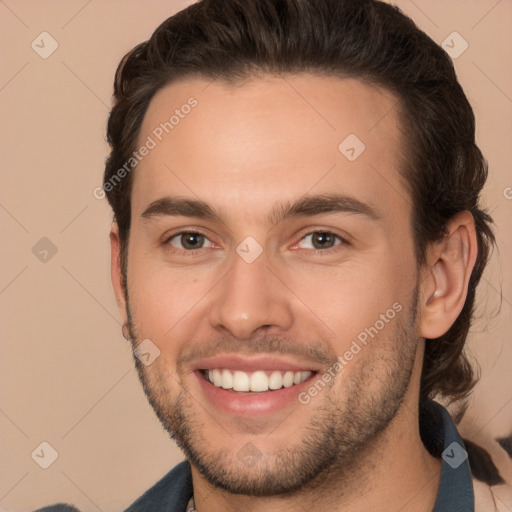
164, 231, 214, 256
163, 230, 347, 256
292, 231, 346, 254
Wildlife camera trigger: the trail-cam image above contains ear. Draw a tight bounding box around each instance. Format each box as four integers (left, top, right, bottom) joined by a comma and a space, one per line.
419, 211, 478, 339
110, 222, 129, 326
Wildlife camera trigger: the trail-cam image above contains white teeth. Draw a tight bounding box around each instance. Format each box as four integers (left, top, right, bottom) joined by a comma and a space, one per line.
268, 371, 283, 390
250, 371, 268, 392
233, 370, 250, 391
221, 369, 233, 389
212, 369, 222, 387
282, 371, 294, 388
205, 369, 312, 392
301, 371, 310, 382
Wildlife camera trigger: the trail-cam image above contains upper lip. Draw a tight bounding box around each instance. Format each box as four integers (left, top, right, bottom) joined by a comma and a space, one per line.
191, 354, 322, 373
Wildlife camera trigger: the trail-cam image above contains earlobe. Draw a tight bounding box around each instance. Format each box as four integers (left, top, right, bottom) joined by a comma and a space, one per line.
110, 222, 128, 326
419, 211, 478, 339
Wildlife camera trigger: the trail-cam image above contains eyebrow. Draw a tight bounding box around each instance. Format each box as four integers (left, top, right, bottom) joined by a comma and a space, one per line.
141, 193, 381, 226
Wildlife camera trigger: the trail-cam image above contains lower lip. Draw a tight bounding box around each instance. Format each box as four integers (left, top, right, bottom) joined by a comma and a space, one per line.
194, 370, 317, 416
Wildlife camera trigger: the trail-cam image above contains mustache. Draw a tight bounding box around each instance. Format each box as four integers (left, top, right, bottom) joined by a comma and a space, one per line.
124, 308, 338, 370
175, 333, 338, 371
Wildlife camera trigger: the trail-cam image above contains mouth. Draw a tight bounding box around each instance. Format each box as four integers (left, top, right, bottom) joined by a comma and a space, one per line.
194, 365, 319, 416
190, 354, 323, 415
200, 368, 315, 393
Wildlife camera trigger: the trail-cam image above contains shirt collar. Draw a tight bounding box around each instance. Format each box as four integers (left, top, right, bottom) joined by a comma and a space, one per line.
426, 400, 475, 511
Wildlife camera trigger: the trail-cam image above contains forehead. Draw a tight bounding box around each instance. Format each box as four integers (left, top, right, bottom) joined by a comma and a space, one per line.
132, 75, 410, 226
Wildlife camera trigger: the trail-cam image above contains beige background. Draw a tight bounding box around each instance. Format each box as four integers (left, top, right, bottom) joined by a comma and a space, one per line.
0, 1, 511, 511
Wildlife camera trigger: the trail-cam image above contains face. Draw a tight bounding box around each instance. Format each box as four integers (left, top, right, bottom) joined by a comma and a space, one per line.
115, 75, 424, 495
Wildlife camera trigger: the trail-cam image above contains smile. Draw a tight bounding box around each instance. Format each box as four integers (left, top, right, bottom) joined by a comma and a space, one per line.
201, 369, 313, 392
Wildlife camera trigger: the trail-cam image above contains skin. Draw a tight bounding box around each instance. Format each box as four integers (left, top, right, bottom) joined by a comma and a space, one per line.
110, 75, 478, 512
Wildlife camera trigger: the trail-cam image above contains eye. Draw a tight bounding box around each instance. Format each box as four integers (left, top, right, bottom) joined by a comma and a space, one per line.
295, 231, 344, 252
166, 231, 213, 251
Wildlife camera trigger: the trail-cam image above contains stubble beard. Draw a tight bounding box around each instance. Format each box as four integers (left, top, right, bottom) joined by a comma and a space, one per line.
125, 288, 420, 497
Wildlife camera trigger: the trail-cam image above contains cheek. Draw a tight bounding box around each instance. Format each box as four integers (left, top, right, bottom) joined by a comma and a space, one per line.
285, 256, 411, 333
127, 254, 214, 347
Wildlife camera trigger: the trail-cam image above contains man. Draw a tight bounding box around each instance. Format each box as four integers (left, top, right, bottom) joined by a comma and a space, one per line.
39, 0, 496, 510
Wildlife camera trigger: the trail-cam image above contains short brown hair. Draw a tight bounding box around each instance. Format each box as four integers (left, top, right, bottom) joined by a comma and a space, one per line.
104, 0, 495, 405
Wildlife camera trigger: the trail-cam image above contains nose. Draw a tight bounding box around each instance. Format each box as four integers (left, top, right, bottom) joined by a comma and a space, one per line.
207, 249, 294, 340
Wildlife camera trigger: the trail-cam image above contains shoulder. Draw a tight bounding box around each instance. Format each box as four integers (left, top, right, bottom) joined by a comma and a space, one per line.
449, 400, 512, 512
32, 506, 81, 512
123, 459, 193, 511
31, 461, 193, 512
466, 437, 512, 512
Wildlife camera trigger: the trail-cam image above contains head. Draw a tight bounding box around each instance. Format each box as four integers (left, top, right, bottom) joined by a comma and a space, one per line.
104, 0, 494, 497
